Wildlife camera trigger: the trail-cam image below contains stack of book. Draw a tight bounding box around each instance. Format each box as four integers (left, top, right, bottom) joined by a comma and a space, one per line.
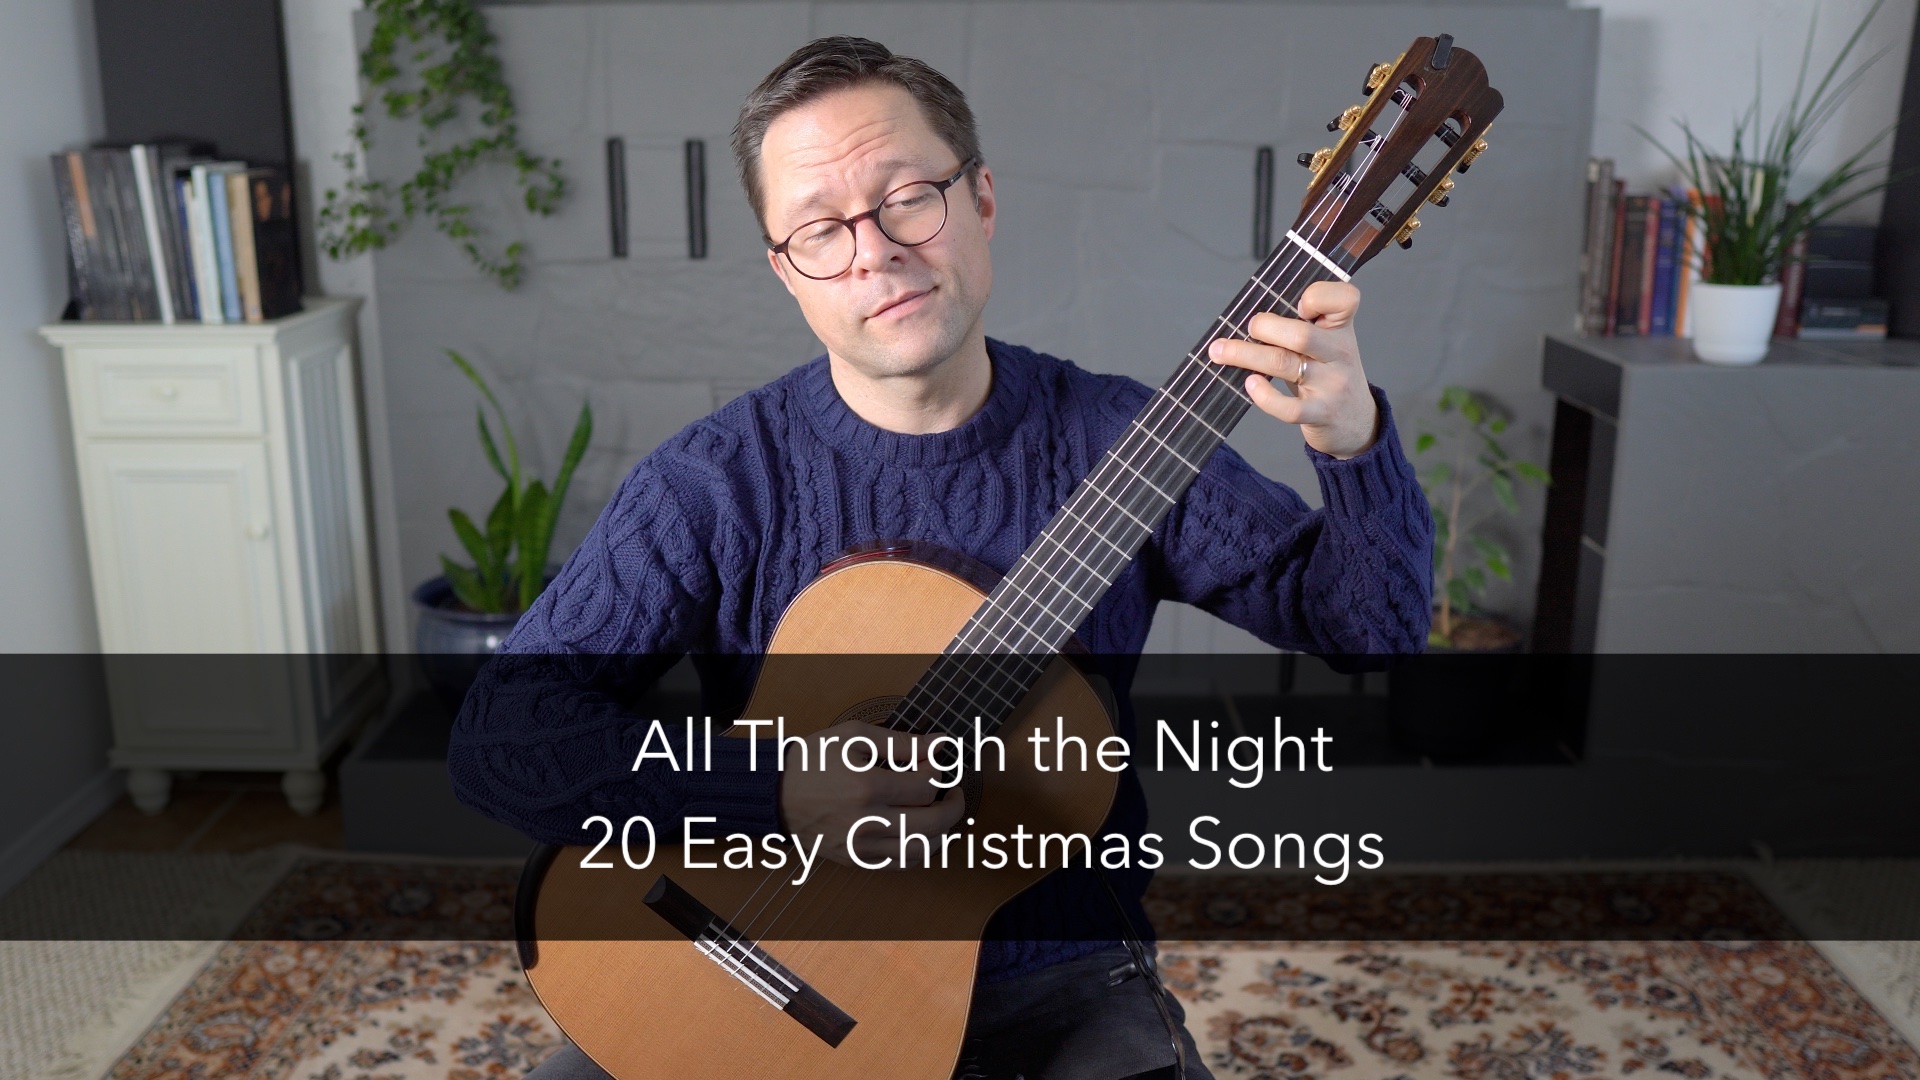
50, 142, 302, 324
1576, 158, 1702, 338
1795, 224, 1886, 340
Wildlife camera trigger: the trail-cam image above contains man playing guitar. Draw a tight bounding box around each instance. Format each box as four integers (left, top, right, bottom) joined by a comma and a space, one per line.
451, 35, 1432, 1080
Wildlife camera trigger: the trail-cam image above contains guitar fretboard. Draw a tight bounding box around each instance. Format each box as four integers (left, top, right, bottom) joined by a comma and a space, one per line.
891, 229, 1363, 739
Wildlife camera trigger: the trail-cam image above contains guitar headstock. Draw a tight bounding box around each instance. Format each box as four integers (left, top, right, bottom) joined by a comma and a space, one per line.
1292, 34, 1503, 271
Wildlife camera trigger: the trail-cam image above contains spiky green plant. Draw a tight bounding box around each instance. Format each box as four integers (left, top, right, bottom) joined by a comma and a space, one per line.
440, 349, 592, 614
1637, 0, 1903, 285
1414, 388, 1549, 649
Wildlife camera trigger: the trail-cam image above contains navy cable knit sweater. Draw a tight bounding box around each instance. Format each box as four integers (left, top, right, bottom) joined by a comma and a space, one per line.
449, 338, 1432, 983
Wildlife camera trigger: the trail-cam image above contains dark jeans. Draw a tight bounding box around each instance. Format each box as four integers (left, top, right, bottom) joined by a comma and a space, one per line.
525, 944, 1212, 1080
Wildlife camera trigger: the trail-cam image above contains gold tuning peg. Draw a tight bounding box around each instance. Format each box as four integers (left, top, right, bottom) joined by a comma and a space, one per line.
1364, 62, 1394, 96
1327, 105, 1366, 133
1425, 176, 1456, 206
1457, 130, 1491, 172
1394, 217, 1421, 248
1302, 147, 1334, 176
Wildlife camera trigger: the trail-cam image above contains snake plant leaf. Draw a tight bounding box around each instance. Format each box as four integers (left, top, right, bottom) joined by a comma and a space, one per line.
477, 407, 509, 482
547, 402, 593, 520
448, 508, 492, 577
440, 555, 494, 614
447, 349, 520, 485
515, 480, 551, 611
484, 486, 514, 591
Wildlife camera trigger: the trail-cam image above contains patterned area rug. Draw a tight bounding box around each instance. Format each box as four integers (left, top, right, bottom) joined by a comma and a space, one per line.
99, 859, 1920, 1079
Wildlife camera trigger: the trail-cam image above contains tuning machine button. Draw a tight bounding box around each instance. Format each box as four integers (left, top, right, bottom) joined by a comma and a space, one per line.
1426, 176, 1456, 207
1457, 132, 1491, 172
1363, 62, 1394, 96
1394, 217, 1421, 249
1326, 105, 1366, 133
1297, 147, 1335, 176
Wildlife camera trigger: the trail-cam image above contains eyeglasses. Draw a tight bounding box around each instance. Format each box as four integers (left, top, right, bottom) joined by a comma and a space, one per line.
769, 158, 976, 280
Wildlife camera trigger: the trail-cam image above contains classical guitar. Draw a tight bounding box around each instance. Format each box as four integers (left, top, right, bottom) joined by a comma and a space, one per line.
517, 35, 1501, 1080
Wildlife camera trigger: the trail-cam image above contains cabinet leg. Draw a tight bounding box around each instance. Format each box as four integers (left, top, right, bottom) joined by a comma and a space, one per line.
282, 769, 326, 816
128, 769, 172, 815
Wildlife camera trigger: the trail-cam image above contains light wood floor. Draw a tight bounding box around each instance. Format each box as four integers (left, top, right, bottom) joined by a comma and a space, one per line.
63, 771, 345, 854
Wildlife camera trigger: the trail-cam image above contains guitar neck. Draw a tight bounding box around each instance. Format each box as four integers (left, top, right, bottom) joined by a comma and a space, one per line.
893, 232, 1359, 738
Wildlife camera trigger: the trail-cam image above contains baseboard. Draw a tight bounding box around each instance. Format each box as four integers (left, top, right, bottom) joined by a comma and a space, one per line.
0, 769, 124, 896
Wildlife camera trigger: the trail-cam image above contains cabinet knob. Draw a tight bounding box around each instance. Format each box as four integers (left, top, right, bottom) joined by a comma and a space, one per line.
247, 523, 270, 540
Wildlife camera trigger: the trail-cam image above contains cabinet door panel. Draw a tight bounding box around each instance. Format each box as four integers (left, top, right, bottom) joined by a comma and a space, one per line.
83, 440, 288, 654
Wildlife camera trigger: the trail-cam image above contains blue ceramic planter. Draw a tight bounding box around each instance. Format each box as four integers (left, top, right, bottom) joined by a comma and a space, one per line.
411, 576, 530, 712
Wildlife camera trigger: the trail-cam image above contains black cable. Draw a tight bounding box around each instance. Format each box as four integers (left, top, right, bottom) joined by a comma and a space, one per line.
1096, 867, 1187, 1080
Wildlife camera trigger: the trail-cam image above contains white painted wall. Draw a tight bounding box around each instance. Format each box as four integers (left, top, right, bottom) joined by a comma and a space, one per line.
0, 0, 121, 893
283, 0, 409, 655
1588, 0, 1916, 222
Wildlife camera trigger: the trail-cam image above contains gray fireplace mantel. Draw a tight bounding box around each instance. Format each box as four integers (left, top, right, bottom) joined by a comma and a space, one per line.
1534, 333, 1920, 653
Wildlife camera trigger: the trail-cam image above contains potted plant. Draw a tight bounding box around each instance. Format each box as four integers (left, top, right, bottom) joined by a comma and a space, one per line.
1414, 387, 1549, 652
414, 348, 591, 705
1389, 387, 1549, 759
1640, 0, 1902, 365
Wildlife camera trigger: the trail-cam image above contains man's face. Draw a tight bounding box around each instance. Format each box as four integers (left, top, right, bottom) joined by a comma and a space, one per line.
759, 82, 995, 381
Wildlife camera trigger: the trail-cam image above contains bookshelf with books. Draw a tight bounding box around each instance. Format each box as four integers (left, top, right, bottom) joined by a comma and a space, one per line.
1579, 157, 1890, 343
1577, 158, 1705, 340
49, 142, 303, 326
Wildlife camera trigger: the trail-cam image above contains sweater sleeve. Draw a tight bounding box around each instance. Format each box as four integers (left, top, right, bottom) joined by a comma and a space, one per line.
447, 457, 783, 846
1145, 385, 1434, 654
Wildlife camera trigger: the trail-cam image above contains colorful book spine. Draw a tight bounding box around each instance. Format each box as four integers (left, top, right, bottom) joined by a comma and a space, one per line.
1635, 196, 1661, 336
1613, 195, 1649, 336
172, 173, 200, 319
227, 170, 264, 323
129, 146, 176, 323
1578, 158, 1617, 335
1774, 227, 1810, 338
206, 165, 244, 322
1674, 188, 1703, 337
244, 170, 304, 319
187, 165, 224, 325
50, 153, 95, 319
1648, 199, 1680, 336
1604, 182, 1629, 335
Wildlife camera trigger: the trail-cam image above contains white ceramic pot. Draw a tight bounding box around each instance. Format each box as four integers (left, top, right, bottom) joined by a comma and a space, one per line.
1689, 282, 1783, 365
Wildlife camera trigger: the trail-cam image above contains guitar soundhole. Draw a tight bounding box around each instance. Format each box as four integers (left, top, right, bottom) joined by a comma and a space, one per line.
837, 695, 904, 727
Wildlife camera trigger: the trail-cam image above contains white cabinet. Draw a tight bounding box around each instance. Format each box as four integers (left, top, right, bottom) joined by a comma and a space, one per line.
40, 298, 384, 814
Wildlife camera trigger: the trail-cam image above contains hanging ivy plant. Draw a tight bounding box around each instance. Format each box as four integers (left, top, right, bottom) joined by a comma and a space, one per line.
318, 0, 566, 289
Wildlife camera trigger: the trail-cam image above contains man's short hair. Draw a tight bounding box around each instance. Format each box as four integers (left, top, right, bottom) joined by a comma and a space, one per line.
731, 36, 982, 241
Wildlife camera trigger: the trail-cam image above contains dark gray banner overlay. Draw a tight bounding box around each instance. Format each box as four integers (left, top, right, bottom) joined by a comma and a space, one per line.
6, 653, 1916, 942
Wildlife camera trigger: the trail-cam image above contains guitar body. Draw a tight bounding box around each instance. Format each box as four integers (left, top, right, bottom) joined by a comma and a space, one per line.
523, 545, 1120, 1080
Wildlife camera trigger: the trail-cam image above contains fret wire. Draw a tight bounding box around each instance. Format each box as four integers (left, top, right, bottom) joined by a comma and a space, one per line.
991, 565, 1089, 638
965, 597, 1052, 654
910, 178, 1371, 739
1133, 410, 1202, 471
953, 158, 1390, 710
943, 190, 1363, 709
909, 650, 1039, 734
929, 654, 1030, 728
1016, 550, 1106, 615
936, 651, 1047, 733
1105, 451, 1180, 504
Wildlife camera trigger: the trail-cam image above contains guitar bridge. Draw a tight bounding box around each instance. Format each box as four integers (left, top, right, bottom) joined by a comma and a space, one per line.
643, 874, 857, 1047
